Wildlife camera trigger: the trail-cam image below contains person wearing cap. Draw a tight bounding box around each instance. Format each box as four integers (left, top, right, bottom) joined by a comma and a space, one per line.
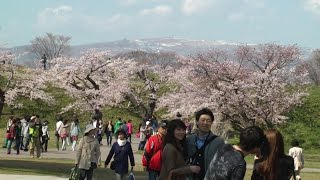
29, 116, 42, 158
105, 128, 135, 180
145, 121, 153, 140
205, 126, 266, 180
75, 124, 101, 180
142, 120, 168, 180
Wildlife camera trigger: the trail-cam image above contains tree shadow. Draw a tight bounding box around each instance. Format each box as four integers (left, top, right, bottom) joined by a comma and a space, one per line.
0, 159, 148, 180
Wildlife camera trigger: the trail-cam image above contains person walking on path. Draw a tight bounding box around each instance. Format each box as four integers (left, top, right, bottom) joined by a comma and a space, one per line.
289, 139, 304, 180
75, 124, 101, 180
41, 120, 50, 152
60, 119, 70, 151
105, 121, 114, 146
55, 116, 63, 150
20, 115, 28, 150
186, 108, 225, 180
138, 122, 147, 150
114, 118, 123, 134
160, 119, 200, 180
105, 128, 135, 180
3, 116, 14, 148
7, 118, 21, 155
29, 116, 42, 158
126, 120, 133, 143
251, 129, 295, 180
142, 120, 168, 180
70, 118, 81, 151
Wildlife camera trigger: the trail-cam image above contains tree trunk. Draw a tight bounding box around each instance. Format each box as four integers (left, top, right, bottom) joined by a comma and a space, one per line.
0, 89, 5, 118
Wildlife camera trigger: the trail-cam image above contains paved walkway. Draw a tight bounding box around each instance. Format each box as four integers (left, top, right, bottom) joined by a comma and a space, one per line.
1, 135, 320, 180
1, 136, 143, 165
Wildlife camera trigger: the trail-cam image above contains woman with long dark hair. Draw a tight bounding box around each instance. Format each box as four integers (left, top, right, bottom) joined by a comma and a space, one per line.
159, 119, 200, 180
252, 129, 295, 180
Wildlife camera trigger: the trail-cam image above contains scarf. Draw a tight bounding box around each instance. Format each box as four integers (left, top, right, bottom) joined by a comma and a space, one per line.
117, 139, 127, 146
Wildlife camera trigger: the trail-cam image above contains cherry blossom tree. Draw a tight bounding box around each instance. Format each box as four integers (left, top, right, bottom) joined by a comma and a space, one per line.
0, 50, 54, 118
158, 44, 309, 130
118, 51, 177, 119
43, 49, 138, 114
306, 49, 320, 85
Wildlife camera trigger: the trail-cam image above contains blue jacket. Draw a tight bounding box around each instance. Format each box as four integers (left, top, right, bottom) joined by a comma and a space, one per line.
105, 141, 135, 175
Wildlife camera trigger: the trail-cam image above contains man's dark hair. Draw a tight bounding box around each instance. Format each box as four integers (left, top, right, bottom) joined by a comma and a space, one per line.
239, 126, 265, 152
195, 108, 214, 122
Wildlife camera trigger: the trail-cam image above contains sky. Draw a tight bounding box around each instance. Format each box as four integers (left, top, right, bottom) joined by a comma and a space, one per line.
1, 0, 320, 48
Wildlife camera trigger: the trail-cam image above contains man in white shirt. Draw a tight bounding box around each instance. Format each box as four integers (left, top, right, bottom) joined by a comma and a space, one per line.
55, 116, 63, 150
289, 139, 304, 180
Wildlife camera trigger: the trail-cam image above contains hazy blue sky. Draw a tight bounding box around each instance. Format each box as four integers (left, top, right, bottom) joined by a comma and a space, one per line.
1, 0, 320, 48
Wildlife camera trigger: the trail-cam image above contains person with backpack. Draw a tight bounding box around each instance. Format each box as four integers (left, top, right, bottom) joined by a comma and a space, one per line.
142, 120, 168, 180
289, 139, 304, 180
105, 128, 135, 180
29, 116, 42, 158
186, 108, 225, 180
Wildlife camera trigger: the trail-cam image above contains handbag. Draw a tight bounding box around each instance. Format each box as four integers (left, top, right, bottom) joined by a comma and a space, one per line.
110, 161, 116, 170
69, 166, 80, 180
128, 167, 135, 180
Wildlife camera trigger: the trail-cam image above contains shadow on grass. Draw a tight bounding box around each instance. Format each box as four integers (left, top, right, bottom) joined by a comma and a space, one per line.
0, 159, 148, 180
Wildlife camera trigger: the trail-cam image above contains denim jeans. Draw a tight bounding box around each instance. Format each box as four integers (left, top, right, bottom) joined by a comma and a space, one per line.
148, 170, 159, 180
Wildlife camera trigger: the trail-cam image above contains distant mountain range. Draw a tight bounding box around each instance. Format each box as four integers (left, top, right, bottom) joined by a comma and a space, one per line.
2, 37, 314, 65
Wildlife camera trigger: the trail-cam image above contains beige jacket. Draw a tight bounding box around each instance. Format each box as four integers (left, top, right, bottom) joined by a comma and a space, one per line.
75, 136, 101, 170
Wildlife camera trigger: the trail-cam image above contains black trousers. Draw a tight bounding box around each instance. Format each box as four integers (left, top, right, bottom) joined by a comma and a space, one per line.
79, 168, 94, 180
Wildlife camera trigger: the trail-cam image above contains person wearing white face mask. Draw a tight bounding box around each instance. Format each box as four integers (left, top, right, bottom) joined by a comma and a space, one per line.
105, 128, 135, 180
75, 124, 101, 180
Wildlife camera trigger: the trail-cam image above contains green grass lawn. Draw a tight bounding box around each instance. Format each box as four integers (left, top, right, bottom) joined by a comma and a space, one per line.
0, 157, 319, 180
0, 157, 148, 180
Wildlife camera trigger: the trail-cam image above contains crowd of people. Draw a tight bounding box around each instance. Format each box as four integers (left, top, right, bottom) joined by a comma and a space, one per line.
2, 108, 305, 180
3, 115, 50, 158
